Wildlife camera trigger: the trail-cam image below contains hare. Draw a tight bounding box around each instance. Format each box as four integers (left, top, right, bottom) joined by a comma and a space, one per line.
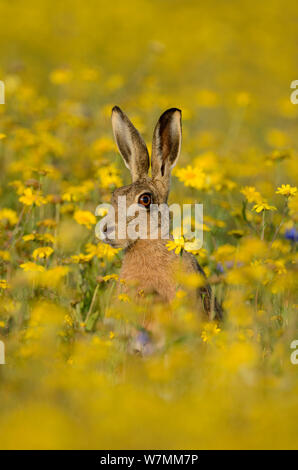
102, 106, 222, 321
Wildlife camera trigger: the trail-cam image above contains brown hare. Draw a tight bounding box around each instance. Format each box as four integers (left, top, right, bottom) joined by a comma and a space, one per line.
101, 106, 222, 322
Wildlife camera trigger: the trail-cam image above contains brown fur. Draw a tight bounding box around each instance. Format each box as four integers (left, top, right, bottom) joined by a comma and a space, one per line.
103, 106, 223, 321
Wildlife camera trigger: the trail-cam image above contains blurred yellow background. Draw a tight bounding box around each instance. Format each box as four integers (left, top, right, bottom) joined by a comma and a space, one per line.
0, 0, 297, 450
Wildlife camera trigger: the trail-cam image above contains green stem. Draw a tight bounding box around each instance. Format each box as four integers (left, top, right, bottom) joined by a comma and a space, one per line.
261, 210, 266, 241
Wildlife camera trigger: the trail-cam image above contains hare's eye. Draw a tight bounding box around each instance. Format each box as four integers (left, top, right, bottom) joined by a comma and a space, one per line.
138, 193, 152, 207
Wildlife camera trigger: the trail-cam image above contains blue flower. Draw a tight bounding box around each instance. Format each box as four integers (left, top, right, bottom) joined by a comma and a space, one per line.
284, 227, 298, 242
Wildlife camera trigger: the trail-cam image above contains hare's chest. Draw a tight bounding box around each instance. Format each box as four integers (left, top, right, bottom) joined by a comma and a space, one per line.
119, 247, 178, 302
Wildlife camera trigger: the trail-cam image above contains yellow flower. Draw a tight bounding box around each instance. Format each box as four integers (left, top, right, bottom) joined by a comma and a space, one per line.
175, 165, 207, 190
62, 182, 94, 202
19, 188, 46, 206
102, 274, 119, 282
32, 246, 54, 260
23, 234, 36, 242
23, 233, 55, 244
166, 237, 185, 255
228, 229, 245, 237
201, 322, 221, 343
276, 184, 297, 197
97, 165, 122, 189
213, 244, 236, 263
118, 293, 130, 302
0, 133, 7, 140
74, 210, 96, 229
0, 208, 18, 226
37, 219, 57, 229
20, 262, 46, 272
0, 280, 9, 289
85, 242, 120, 260
176, 289, 187, 299
42, 234, 55, 244
0, 250, 10, 261
70, 253, 93, 264
265, 149, 291, 164
241, 186, 262, 204
40, 266, 69, 288
252, 201, 277, 213
64, 314, 73, 326
274, 260, 287, 275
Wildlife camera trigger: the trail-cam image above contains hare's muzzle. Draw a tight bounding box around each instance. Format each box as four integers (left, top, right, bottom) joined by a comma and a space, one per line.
101, 223, 117, 245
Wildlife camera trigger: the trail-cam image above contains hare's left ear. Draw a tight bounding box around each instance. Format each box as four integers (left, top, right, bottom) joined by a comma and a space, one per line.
151, 108, 182, 182
111, 106, 149, 182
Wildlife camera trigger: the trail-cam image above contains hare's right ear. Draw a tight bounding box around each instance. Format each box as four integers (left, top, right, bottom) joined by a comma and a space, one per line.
111, 106, 149, 182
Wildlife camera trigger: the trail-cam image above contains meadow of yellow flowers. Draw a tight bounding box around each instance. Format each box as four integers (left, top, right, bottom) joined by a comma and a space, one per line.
0, 0, 297, 450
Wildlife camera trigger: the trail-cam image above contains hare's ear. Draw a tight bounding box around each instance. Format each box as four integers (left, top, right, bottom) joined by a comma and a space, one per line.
151, 108, 182, 183
111, 106, 149, 182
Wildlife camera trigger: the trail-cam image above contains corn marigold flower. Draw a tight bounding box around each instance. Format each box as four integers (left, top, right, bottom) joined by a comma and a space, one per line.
175, 165, 207, 190
41, 266, 69, 288
37, 219, 57, 228
19, 188, 46, 206
70, 253, 93, 264
23, 233, 55, 244
276, 184, 297, 197
64, 314, 73, 327
252, 201, 277, 213
166, 237, 185, 255
85, 242, 120, 260
118, 293, 130, 302
62, 182, 94, 202
0, 279, 9, 289
228, 229, 245, 237
23, 234, 36, 242
102, 274, 119, 282
74, 210, 96, 229
0, 250, 10, 261
265, 149, 291, 163
9, 180, 25, 195
0, 208, 18, 226
201, 322, 221, 343
97, 165, 122, 188
32, 246, 54, 260
20, 262, 45, 272
241, 186, 262, 204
